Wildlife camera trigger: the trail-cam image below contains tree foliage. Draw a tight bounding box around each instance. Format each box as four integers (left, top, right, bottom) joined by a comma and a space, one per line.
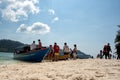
115, 25, 120, 43
115, 31, 120, 43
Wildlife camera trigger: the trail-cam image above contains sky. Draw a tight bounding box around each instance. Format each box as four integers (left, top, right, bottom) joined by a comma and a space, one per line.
0, 0, 120, 57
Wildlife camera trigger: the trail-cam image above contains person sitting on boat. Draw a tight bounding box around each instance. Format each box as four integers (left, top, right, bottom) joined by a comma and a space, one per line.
38, 39, 42, 49
54, 42, 60, 61
30, 41, 36, 50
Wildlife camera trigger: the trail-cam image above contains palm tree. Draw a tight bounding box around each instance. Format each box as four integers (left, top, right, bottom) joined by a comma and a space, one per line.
115, 25, 120, 59
115, 25, 120, 43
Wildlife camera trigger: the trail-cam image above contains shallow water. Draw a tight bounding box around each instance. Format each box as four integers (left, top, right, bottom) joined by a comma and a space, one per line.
0, 52, 20, 64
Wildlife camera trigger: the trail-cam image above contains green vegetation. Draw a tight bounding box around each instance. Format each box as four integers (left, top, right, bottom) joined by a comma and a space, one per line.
0, 39, 24, 52
115, 25, 120, 49
115, 25, 120, 43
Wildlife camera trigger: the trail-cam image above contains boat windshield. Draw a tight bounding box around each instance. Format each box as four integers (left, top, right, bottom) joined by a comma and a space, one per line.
15, 45, 30, 54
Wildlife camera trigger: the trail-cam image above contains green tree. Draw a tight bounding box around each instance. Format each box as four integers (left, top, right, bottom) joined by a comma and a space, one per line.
115, 25, 120, 49
115, 25, 120, 59
115, 25, 120, 43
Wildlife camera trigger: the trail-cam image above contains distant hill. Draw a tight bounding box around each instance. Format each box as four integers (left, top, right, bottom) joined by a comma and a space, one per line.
77, 50, 92, 59
0, 39, 24, 52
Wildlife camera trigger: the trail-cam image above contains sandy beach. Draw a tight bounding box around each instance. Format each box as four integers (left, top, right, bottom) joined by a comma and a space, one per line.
0, 59, 120, 80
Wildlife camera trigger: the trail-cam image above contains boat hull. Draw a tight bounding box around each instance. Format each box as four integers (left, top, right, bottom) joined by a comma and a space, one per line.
14, 48, 50, 62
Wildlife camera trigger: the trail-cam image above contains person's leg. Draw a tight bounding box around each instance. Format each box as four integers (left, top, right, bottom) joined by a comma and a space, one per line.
105, 54, 107, 59
102, 53, 105, 59
118, 54, 120, 59
75, 53, 77, 60
56, 55, 59, 61
108, 52, 110, 59
64, 52, 66, 60
55, 53, 58, 61
54, 53, 59, 61
53, 54, 55, 61
73, 53, 76, 60
47, 54, 50, 60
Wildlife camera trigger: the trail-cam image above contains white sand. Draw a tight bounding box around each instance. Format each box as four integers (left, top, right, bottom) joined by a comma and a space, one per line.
0, 59, 120, 80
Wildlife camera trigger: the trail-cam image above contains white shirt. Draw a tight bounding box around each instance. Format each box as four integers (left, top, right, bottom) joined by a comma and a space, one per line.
30, 43, 36, 50
63, 45, 70, 53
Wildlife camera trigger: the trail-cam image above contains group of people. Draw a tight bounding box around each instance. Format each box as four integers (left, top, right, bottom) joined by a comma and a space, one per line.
97, 43, 112, 59
30, 39, 78, 61
48, 42, 77, 61
30, 40, 120, 60
30, 39, 42, 51
14, 40, 42, 54
63, 43, 77, 60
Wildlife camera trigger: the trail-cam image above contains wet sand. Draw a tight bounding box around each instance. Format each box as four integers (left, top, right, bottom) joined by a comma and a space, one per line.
0, 59, 120, 80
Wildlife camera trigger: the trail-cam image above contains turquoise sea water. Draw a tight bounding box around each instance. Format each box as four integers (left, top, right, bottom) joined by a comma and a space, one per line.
0, 52, 20, 64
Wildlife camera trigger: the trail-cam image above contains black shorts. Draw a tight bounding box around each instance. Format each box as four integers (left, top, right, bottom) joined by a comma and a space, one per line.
64, 52, 69, 55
